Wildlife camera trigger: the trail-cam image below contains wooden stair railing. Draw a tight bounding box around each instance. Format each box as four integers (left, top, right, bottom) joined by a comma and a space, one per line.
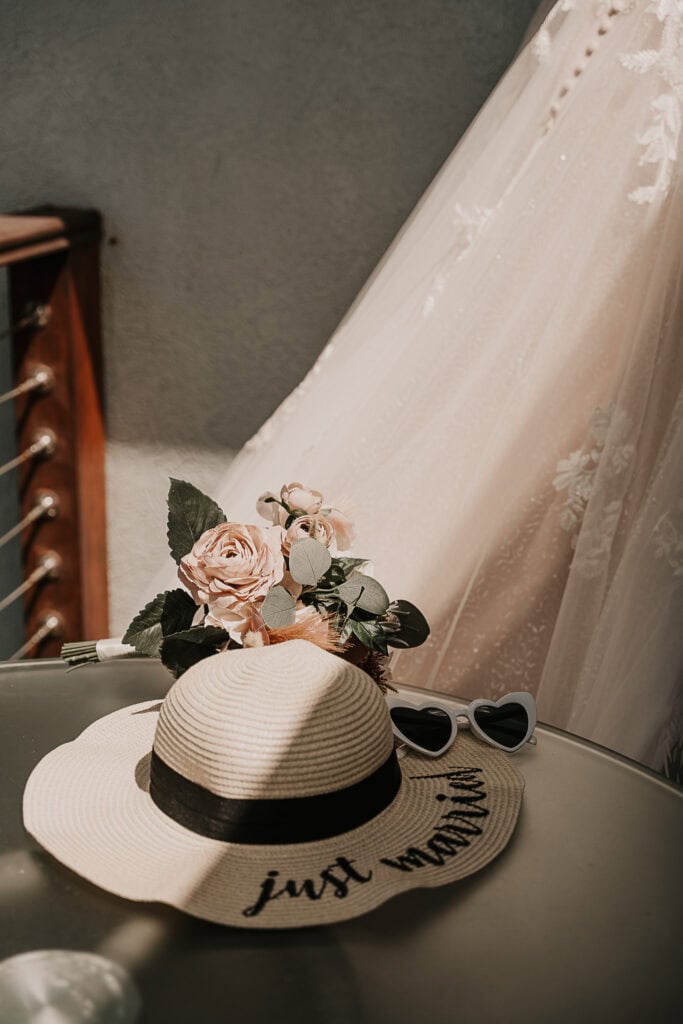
0, 207, 108, 657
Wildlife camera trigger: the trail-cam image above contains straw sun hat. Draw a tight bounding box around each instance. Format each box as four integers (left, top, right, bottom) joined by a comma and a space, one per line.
24, 641, 524, 929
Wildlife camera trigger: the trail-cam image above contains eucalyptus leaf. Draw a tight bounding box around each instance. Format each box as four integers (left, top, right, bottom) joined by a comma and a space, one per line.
384, 600, 431, 649
160, 626, 230, 678
289, 537, 332, 585
337, 572, 390, 615
167, 478, 227, 564
261, 585, 297, 628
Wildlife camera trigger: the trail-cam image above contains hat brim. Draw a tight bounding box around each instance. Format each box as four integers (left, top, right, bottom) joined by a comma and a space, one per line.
23, 700, 524, 929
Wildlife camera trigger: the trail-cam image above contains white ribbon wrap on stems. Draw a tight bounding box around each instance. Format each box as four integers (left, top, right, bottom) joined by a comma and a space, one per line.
95, 638, 137, 661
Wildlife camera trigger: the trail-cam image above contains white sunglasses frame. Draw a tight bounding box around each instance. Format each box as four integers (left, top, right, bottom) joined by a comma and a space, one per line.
385, 691, 538, 757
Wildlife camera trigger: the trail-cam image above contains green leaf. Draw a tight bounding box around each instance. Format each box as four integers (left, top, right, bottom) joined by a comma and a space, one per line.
123, 589, 199, 658
160, 588, 198, 636
167, 478, 227, 564
333, 556, 368, 575
339, 618, 354, 643
320, 563, 347, 587
261, 585, 296, 628
123, 593, 166, 656
160, 626, 229, 678
337, 572, 390, 615
384, 600, 431, 649
289, 538, 332, 585
350, 618, 389, 655
122, 592, 166, 656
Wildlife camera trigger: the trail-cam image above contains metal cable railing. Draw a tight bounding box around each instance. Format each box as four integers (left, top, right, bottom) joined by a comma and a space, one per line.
0, 364, 54, 407
1, 294, 60, 657
9, 612, 62, 661
0, 302, 51, 343
1, 206, 108, 660
0, 551, 61, 614
0, 428, 56, 478
0, 491, 59, 549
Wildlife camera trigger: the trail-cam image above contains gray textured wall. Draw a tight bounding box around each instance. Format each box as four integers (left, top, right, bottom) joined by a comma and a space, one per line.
1, 0, 539, 639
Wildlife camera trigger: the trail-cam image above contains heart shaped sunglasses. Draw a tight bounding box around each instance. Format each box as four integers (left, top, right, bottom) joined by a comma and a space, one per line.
385, 691, 537, 757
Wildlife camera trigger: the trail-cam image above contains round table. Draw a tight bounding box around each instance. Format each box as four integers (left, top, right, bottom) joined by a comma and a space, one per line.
1, 658, 681, 1023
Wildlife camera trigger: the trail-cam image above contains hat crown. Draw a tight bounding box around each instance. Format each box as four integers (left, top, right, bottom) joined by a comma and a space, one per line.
153, 640, 394, 799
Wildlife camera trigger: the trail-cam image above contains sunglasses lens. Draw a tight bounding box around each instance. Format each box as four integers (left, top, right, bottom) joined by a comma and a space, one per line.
473, 702, 529, 749
389, 706, 453, 753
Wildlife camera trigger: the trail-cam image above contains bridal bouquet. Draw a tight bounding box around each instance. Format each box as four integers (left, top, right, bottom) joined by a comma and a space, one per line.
63, 479, 429, 683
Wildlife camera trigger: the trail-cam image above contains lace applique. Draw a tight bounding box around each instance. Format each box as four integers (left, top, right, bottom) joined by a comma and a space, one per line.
533, 2, 635, 68
571, 499, 624, 579
422, 204, 493, 317
531, 1, 577, 63
652, 498, 683, 576
552, 404, 635, 577
621, 0, 683, 204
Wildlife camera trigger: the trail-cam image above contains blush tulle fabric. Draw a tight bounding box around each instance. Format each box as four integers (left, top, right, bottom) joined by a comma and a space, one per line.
148, 1, 683, 773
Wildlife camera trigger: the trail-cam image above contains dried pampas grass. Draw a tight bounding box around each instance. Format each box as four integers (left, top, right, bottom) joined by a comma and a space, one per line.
240, 609, 393, 692
266, 607, 345, 653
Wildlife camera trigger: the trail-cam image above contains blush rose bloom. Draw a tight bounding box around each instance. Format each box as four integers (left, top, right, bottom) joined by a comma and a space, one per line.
255, 492, 287, 526
324, 509, 355, 551
256, 484, 355, 552
179, 521, 285, 635
282, 514, 335, 554
280, 482, 323, 515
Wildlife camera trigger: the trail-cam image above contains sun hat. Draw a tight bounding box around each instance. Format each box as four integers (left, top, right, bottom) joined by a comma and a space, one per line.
23, 640, 525, 929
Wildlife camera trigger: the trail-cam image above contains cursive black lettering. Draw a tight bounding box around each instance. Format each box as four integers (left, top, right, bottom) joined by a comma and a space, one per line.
319, 857, 373, 898
380, 768, 489, 873
284, 878, 325, 900
242, 870, 283, 917
242, 857, 373, 918
337, 857, 373, 884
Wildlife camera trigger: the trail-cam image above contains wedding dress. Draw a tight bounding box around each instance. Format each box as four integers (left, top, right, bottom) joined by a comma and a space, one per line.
148, 0, 683, 774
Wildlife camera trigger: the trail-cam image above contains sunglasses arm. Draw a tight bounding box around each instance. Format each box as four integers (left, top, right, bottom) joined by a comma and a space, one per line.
527, 735, 537, 746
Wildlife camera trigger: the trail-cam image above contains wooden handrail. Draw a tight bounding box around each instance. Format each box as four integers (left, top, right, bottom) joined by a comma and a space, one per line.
0, 208, 101, 267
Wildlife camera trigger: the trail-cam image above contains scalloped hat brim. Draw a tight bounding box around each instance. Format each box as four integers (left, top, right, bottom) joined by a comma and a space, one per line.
23, 700, 524, 928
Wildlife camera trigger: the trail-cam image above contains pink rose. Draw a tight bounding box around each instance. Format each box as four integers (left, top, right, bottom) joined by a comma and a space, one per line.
179, 521, 285, 634
255, 492, 288, 527
280, 482, 323, 515
324, 508, 355, 551
282, 514, 334, 554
